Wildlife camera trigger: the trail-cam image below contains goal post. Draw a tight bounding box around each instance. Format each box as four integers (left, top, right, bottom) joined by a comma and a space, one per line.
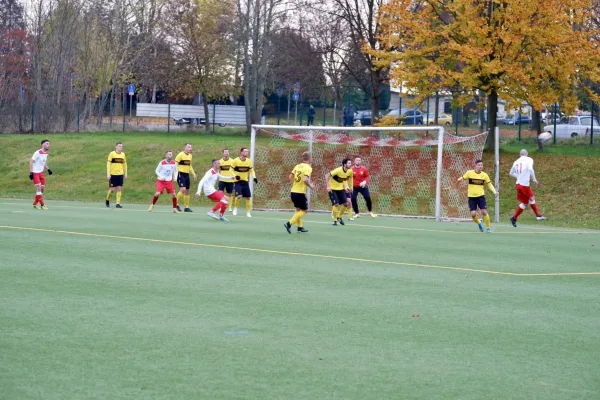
250, 124, 488, 221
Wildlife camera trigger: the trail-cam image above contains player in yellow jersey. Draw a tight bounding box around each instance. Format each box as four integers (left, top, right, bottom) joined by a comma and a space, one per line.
106, 142, 127, 208
218, 149, 235, 212
325, 158, 353, 226
284, 152, 315, 234
231, 147, 257, 217
175, 143, 197, 212
458, 159, 499, 233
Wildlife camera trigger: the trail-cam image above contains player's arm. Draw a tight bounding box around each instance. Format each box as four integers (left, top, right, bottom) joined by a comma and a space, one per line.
190, 164, 196, 180
172, 165, 178, 181
289, 172, 295, 184
361, 168, 369, 187
123, 154, 128, 179
303, 175, 315, 190
324, 172, 332, 191
106, 154, 112, 179
195, 171, 209, 196
485, 175, 498, 196
218, 173, 234, 181
457, 171, 468, 182
251, 162, 257, 183
529, 164, 538, 184
155, 162, 162, 178
232, 159, 240, 180
347, 171, 353, 191
29, 156, 35, 180
509, 163, 518, 178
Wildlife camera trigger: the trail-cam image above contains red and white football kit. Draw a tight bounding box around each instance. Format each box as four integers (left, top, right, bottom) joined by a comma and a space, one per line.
509, 156, 543, 221
155, 159, 177, 194
196, 168, 234, 216
31, 149, 48, 185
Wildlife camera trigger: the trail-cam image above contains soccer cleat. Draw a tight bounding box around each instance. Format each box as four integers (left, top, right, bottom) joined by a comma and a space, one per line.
40, 205, 48, 210
246, 212, 252, 218
486, 228, 492, 233
116, 204, 122, 209
148, 204, 154, 212
370, 212, 378, 218
510, 216, 517, 227
478, 222, 484, 232
173, 208, 179, 214
207, 211, 220, 220
105, 200, 110, 208
284, 222, 292, 234
297, 227, 309, 233
338, 217, 345, 226
536, 215, 546, 221
33, 204, 38, 210
348, 217, 355, 221
184, 208, 193, 212
332, 221, 338, 226
219, 216, 229, 222
176, 205, 182, 212
355, 213, 360, 218
232, 208, 238, 216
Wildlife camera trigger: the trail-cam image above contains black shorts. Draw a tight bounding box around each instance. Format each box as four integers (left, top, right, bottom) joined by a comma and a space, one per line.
218, 181, 234, 193
468, 196, 487, 211
329, 189, 347, 206
109, 175, 124, 187
177, 173, 190, 190
291, 192, 308, 211
235, 180, 252, 198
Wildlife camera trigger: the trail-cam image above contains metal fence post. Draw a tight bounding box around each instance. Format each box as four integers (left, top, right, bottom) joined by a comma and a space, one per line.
322, 95, 327, 126
518, 108, 522, 142
77, 100, 80, 132
212, 103, 216, 133
122, 94, 126, 133
167, 104, 171, 133
553, 103, 557, 144
591, 101, 594, 145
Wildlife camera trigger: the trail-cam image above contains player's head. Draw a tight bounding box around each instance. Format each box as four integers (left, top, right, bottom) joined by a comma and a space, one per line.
184, 143, 192, 154
520, 149, 528, 157
212, 158, 220, 170
302, 151, 311, 163
223, 148, 230, 159
240, 147, 249, 158
342, 158, 352, 170
41, 139, 50, 150
474, 159, 483, 172
165, 150, 173, 161
354, 156, 362, 167
115, 142, 123, 152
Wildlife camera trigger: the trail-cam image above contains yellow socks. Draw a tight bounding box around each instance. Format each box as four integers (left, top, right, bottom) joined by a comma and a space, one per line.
116, 192, 122, 204
235, 197, 240, 208
332, 205, 339, 220
177, 192, 184, 206
289, 210, 306, 226
347, 207, 353, 218
245, 198, 252, 212
483, 214, 491, 228
184, 194, 190, 208
472, 215, 481, 224
106, 190, 112, 200
337, 205, 347, 219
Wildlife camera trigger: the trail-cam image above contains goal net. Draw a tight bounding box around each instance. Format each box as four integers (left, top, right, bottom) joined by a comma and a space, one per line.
250, 125, 488, 221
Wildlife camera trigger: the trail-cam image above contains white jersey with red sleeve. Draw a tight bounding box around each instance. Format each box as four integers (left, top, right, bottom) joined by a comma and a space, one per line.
196, 168, 233, 197
31, 150, 48, 173
510, 156, 536, 186
155, 159, 177, 181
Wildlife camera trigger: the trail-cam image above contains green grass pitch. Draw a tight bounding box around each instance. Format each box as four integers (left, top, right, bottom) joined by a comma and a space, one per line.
1, 199, 599, 399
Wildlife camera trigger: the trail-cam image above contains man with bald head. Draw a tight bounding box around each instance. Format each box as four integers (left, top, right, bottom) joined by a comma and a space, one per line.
509, 149, 546, 227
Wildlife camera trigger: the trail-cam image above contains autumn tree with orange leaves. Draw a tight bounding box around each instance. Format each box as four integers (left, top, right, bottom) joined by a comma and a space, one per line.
371, 0, 600, 150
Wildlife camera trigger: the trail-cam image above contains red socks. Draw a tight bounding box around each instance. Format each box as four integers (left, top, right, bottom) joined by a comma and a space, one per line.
530, 203, 541, 217
220, 201, 227, 215
514, 206, 524, 220
172, 197, 177, 208
152, 195, 159, 205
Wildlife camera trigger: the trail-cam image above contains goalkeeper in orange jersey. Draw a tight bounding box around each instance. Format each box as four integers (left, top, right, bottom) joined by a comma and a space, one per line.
284, 152, 315, 234
457, 159, 498, 233
325, 158, 353, 226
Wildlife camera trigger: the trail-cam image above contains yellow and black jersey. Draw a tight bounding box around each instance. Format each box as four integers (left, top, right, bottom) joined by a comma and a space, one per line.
462, 170, 495, 197
219, 158, 234, 181
291, 163, 313, 194
107, 151, 127, 176
232, 157, 255, 182
175, 151, 195, 175
328, 166, 353, 191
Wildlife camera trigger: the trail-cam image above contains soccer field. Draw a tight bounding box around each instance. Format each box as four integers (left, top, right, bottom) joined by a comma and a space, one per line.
1, 199, 599, 399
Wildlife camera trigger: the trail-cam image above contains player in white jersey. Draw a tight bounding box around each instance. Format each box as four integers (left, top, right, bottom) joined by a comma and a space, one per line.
509, 149, 545, 227
30, 139, 53, 210
149, 151, 179, 213
195, 159, 235, 221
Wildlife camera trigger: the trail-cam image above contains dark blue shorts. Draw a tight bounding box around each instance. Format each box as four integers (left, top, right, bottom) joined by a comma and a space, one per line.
218, 181, 234, 194
235, 181, 252, 198
468, 196, 487, 211
291, 193, 308, 210
177, 173, 190, 189
329, 189, 347, 206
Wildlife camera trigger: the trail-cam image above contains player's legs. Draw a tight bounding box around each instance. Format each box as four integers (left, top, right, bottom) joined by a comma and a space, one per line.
286, 193, 308, 233
468, 197, 484, 232
241, 182, 252, 217
351, 189, 359, 216
528, 197, 544, 219
115, 186, 123, 207
329, 191, 339, 224
335, 191, 347, 224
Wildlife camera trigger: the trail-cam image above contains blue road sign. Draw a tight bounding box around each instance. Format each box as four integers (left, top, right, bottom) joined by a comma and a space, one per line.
20, 85, 25, 99
293, 92, 300, 102
128, 84, 136, 95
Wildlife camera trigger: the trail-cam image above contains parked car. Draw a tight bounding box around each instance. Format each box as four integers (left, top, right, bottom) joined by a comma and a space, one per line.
354, 110, 383, 126
424, 113, 452, 126
503, 114, 531, 125
173, 117, 226, 127
543, 115, 600, 138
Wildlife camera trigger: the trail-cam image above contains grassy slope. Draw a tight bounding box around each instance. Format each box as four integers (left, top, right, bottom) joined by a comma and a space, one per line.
0, 132, 599, 228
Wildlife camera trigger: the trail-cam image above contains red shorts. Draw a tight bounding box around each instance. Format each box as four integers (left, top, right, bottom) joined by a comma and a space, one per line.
207, 191, 224, 203
516, 184, 534, 204
156, 180, 175, 194
32, 172, 45, 185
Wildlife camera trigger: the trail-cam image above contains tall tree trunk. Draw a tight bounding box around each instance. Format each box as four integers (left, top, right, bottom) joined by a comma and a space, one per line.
478, 90, 486, 132
370, 72, 381, 124
434, 92, 439, 125
532, 109, 544, 152
485, 89, 498, 152
203, 95, 210, 134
